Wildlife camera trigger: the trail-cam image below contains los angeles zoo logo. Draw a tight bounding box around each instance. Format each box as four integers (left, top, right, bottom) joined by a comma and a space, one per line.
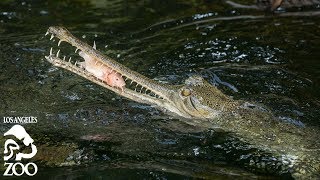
3, 125, 38, 176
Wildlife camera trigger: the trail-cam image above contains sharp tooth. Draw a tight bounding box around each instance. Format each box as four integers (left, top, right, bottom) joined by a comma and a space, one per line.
50, 34, 54, 40
75, 61, 78, 66
93, 41, 96, 49
94, 61, 98, 65
50, 47, 53, 55
58, 40, 63, 46
130, 81, 134, 85
124, 77, 128, 81
56, 49, 60, 57
63, 56, 66, 60
75, 48, 79, 53
45, 31, 49, 36
68, 57, 72, 62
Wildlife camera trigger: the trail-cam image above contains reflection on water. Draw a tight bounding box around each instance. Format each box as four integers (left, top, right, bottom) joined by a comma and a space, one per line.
0, 0, 319, 179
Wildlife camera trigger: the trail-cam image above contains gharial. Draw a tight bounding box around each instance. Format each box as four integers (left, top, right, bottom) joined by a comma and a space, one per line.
44, 26, 320, 179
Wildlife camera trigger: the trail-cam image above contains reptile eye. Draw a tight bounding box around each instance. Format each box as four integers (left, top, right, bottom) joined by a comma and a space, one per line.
181, 88, 191, 96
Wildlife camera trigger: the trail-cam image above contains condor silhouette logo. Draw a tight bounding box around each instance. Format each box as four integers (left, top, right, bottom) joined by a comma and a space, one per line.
3, 125, 38, 176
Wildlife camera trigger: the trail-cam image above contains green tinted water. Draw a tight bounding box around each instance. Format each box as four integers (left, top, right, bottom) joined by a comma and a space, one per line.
0, 0, 319, 179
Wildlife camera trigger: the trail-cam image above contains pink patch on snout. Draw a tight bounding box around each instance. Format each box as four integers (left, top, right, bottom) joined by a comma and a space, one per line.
78, 50, 126, 91
105, 71, 126, 91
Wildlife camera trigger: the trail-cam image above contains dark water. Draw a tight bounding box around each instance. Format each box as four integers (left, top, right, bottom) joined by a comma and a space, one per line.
0, 0, 320, 179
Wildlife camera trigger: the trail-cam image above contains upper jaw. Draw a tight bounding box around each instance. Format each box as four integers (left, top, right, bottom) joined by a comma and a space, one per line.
44, 26, 194, 118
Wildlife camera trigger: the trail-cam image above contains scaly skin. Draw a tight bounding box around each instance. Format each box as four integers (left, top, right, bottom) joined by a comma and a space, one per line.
44, 26, 320, 178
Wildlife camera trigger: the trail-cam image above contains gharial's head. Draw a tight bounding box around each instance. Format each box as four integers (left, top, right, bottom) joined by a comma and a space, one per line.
44, 26, 236, 120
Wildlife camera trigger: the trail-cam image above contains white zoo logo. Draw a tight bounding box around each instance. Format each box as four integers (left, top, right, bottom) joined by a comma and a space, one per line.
3, 125, 38, 176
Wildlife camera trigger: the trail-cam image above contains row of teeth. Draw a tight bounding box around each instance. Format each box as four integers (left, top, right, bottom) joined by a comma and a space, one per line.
45, 31, 164, 99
